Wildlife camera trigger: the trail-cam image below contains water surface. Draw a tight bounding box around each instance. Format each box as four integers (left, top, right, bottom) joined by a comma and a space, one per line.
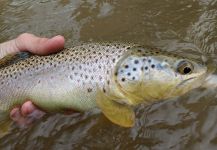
0, 0, 217, 149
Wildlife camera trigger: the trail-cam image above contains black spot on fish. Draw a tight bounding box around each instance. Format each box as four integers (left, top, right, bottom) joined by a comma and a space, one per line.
148, 59, 152, 63
121, 78, 126, 82
103, 88, 106, 93
125, 65, 129, 69
151, 64, 155, 68
134, 60, 139, 64
137, 49, 142, 52
87, 88, 92, 93
145, 66, 148, 70
133, 68, 137, 71
127, 72, 131, 76
132, 77, 135, 80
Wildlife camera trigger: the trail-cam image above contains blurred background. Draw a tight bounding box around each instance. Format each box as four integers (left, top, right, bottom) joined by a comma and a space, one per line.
0, 0, 216, 149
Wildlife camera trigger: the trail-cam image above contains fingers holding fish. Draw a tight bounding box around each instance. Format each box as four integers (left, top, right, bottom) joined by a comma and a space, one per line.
10, 101, 46, 127
15, 33, 65, 55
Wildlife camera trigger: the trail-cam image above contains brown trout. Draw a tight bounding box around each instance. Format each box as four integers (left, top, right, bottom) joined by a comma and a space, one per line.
0, 43, 212, 127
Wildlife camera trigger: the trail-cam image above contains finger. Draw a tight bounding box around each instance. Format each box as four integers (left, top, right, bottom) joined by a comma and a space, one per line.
10, 108, 27, 128
21, 101, 46, 119
15, 33, 65, 55
10, 107, 22, 122
10, 102, 46, 128
20, 101, 39, 116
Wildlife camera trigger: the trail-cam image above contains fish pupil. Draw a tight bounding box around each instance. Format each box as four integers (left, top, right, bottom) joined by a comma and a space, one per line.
183, 67, 191, 74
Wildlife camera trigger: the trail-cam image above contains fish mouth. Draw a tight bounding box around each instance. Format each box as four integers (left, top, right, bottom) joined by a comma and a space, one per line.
176, 77, 196, 88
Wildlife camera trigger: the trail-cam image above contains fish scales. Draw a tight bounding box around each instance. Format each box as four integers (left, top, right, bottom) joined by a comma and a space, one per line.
0, 43, 209, 127
0, 43, 132, 112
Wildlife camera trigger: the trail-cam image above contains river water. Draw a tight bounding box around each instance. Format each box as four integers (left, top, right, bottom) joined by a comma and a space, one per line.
0, 0, 217, 149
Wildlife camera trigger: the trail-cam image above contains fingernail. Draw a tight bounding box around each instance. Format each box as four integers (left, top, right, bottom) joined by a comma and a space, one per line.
21, 101, 36, 116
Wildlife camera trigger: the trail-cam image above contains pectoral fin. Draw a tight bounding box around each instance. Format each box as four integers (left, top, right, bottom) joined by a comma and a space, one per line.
96, 90, 135, 127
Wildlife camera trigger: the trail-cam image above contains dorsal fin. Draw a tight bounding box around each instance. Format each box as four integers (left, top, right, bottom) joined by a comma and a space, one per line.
0, 52, 32, 69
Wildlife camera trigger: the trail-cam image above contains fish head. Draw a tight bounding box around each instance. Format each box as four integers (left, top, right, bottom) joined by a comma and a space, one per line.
114, 46, 209, 105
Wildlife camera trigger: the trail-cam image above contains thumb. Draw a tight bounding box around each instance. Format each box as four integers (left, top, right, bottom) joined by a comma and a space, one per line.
15, 33, 65, 55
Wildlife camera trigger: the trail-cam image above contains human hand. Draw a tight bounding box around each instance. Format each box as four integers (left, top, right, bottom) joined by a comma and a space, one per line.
0, 33, 65, 127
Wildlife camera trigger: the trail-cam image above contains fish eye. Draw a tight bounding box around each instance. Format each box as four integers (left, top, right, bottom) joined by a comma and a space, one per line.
177, 60, 193, 75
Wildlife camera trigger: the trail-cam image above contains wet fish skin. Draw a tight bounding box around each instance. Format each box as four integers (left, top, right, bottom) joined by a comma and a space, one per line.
0, 43, 209, 126
0, 43, 132, 112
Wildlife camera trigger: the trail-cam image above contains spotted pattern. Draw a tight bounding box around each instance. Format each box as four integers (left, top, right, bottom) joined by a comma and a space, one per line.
0, 42, 134, 111
0, 43, 201, 113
